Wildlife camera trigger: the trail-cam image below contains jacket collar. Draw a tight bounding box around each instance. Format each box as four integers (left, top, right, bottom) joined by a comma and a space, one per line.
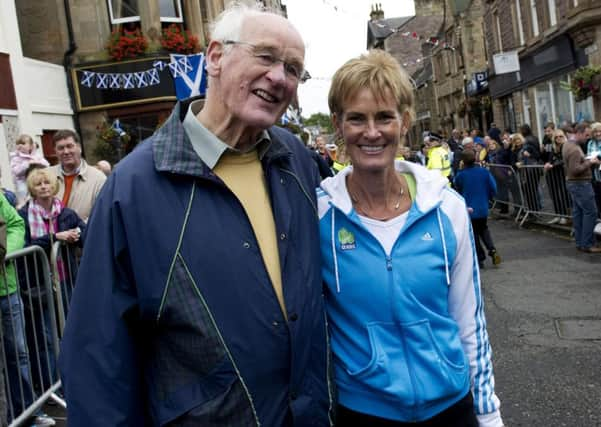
153, 101, 292, 178
320, 160, 448, 216
57, 159, 89, 181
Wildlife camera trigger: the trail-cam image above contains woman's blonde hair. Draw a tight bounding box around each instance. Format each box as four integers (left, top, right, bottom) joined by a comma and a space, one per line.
328, 49, 415, 124
509, 133, 524, 149
26, 167, 59, 197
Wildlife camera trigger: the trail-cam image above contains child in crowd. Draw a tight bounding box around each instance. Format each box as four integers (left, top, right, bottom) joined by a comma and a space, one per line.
10, 134, 49, 204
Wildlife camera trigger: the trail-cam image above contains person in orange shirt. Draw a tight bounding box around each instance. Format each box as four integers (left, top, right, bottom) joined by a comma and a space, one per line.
49, 130, 106, 222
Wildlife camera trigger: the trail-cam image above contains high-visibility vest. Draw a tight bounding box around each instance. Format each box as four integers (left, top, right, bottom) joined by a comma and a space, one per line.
332, 161, 348, 173
426, 146, 451, 177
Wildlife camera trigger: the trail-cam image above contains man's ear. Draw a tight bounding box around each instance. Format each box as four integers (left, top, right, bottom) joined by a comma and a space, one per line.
205, 40, 224, 77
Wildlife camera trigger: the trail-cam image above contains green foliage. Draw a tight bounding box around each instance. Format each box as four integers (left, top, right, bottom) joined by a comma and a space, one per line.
562, 65, 601, 102
302, 113, 334, 134
93, 121, 133, 164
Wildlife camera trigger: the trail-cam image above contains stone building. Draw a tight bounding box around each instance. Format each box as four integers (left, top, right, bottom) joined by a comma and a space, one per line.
0, 1, 73, 186
431, 0, 490, 137
15, 0, 284, 164
484, 0, 601, 137
366, 1, 444, 146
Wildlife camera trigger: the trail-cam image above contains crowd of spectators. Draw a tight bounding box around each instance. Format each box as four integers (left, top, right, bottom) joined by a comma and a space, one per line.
0, 129, 108, 425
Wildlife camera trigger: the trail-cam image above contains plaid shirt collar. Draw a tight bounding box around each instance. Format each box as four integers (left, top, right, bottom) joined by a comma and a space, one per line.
153, 101, 291, 178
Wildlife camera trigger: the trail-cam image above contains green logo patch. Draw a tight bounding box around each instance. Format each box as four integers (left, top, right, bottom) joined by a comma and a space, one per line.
338, 228, 356, 250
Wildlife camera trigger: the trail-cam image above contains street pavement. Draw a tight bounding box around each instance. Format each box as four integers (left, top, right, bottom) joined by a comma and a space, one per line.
482, 217, 601, 427
45, 217, 601, 427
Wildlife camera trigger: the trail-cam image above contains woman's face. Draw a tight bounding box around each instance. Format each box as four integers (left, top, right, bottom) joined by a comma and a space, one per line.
592, 128, 601, 141
32, 177, 53, 200
333, 88, 403, 174
554, 131, 567, 147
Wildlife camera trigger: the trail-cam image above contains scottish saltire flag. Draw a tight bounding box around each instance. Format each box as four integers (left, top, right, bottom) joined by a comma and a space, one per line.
81, 71, 95, 87
169, 53, 207, 100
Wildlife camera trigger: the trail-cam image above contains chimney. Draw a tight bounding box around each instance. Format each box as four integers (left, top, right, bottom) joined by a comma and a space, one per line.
377, 3, 385, 20
370, 4, 378, 21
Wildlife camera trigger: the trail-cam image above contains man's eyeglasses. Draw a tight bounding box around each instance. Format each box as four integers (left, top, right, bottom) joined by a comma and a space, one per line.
223, 40, 309, 83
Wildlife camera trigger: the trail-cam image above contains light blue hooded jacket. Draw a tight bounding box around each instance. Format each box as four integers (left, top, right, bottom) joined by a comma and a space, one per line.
317, 161, 502, 427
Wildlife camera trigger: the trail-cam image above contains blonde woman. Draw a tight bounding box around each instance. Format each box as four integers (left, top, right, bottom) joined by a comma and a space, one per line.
318, 50, 503, 427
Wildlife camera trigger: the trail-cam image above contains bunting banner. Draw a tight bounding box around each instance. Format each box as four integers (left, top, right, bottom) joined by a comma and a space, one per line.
374, 21, 456, 51
78, 60, 170, 90
75, 54, 206, 100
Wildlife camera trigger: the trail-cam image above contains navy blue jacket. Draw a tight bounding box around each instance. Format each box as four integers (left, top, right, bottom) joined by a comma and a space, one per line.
59, 102, 334, 426
453, 166, 497, 219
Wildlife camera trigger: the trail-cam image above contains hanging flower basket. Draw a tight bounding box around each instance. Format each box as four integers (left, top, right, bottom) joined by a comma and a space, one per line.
160, 24, 201, 54
106, 29, 148, 61
93, 121, 132, 164
569, 65, 601, 102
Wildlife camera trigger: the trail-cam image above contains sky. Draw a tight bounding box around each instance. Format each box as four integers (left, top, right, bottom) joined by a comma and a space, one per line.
283, 0, 416, 118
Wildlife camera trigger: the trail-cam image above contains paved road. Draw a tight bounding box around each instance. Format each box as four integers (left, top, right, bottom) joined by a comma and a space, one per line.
482, 218, 601, 427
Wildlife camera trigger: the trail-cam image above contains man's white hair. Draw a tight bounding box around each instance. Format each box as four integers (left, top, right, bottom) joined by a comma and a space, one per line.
210, 2, 282, 43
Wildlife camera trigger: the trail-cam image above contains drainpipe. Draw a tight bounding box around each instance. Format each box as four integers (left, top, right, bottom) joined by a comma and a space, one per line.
62, 0, 84, 154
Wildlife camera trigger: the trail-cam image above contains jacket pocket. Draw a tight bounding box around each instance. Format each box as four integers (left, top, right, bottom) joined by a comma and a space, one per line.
343, 320, 467, 405
158, 357, 257, 427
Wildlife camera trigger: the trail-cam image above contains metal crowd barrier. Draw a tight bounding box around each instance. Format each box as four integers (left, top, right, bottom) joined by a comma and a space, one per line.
49, 242, 79, 336
0, 242, 78, 427
487, 163, 572, 227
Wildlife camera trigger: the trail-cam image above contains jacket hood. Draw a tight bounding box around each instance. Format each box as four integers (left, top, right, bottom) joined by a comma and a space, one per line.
320, 160, 450, 215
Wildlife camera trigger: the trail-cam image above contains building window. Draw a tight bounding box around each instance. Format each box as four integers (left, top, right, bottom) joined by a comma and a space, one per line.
159, 0, 183, 23
547, 0, 557, 27
515, 0, 525, 45
107, 0, 183, 24
530, 0, 539, 37
533, 76, 594, 137
108, 0, 140, 24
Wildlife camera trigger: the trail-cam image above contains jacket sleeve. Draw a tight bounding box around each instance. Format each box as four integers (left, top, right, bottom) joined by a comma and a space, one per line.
0, 213, 6, 261
446, 197, 503, 427
0, 194, 25, 254
59, 175, 150, 426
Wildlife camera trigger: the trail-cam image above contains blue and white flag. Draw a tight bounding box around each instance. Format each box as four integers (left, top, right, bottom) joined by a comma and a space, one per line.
169, 53, 207, 100
147, 68, 160, 86
153, 60, 167, 71
109, 73, 121, 89
122, 73, 135, 89
134, 72, 148, 88
81, 71, 95, 88
96, 73, 108, 89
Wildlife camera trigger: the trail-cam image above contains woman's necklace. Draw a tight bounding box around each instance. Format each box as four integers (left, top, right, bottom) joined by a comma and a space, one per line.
347, 176, 405, 221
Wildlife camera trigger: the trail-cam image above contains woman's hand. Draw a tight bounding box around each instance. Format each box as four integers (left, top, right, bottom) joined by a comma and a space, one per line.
543, 162, 553, 171
55, 229, 80, 243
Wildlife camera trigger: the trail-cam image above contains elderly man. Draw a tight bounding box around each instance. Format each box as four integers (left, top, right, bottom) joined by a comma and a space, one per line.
50, 130, 106, 221
60, 3, 333, 426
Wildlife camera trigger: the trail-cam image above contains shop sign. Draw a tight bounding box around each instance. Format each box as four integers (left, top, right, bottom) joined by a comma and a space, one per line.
493, 50, 520, 75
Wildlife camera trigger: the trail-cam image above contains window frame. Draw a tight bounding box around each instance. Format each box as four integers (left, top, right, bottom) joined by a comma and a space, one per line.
107, 0, 141, 24
159, 0, 184, 23
530, 0, 540, 37
547, 0, 557, 27
514, 0, 525, 46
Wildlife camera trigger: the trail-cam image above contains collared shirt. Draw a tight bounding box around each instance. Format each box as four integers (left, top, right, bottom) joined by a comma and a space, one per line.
182, 100, 272, 169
